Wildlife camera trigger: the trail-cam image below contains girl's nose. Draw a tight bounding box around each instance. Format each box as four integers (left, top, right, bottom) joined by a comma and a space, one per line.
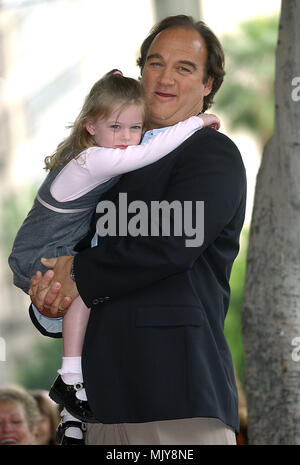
121, 128, 131, 141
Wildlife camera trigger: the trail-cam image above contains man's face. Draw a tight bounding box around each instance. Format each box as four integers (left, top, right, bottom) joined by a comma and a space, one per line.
141, 27, 213, 129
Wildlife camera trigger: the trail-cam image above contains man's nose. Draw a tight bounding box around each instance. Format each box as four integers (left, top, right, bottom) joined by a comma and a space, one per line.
158, 66, 175, 86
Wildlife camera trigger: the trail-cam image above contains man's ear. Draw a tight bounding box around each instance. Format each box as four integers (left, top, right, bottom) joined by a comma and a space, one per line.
85, 120, 95, 135
203, 76, 214, 97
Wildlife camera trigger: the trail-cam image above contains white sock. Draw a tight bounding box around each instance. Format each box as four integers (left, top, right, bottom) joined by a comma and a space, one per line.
58, 356, 87, 401
61, 408, 83, 440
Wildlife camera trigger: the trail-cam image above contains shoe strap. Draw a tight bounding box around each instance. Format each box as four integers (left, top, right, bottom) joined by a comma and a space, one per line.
62, 420, 86, 432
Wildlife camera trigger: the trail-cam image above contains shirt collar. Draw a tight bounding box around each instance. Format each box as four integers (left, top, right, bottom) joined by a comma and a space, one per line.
142, 112, 203, 143
142, 126, 168, 143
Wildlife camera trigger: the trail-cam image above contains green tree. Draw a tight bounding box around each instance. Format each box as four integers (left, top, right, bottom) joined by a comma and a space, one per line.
1, 184, 39, 255
15, 337, 62, 390
215, 14, 279, 147
216, 15, 279, 388
1, 183, 63, 391
224, 227, 248, 385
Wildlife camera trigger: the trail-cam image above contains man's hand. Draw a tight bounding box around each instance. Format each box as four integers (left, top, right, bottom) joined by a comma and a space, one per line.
29, 256, 79, 317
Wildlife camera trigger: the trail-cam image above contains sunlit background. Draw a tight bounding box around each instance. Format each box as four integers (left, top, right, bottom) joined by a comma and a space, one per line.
0, 0, 280, 398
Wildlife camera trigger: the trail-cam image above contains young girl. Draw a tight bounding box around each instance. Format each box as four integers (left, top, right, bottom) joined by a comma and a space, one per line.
9, 69, 220, 444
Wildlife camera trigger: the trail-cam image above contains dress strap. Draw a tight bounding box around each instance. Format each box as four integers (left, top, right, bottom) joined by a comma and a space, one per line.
36, 193, 91, 213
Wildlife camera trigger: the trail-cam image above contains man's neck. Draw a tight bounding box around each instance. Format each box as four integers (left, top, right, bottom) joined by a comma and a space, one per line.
147, 122, 171, 130
147, 110, 204, 131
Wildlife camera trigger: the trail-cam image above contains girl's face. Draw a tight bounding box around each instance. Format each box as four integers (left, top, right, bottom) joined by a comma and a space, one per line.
0, 401, 37, 445
86, 104, 144, 148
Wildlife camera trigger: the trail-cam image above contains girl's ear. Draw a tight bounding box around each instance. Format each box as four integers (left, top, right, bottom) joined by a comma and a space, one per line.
85, 120, 95, 135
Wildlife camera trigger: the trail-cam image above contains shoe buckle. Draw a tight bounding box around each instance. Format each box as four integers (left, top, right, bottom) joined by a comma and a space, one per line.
82, 422, 87, 432
74, 382, 83, 391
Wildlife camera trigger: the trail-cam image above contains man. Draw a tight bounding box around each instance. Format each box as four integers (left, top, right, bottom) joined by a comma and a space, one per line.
29, 15, 246, 445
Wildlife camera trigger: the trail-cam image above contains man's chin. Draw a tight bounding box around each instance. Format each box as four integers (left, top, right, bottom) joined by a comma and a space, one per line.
149, 110, 177, 128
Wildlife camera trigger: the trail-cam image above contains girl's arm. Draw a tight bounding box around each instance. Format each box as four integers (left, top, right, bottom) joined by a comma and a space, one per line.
51, 114, 220, 202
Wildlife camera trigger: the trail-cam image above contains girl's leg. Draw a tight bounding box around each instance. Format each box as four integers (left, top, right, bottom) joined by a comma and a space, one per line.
58, 296, 90, 400
62, 295, 90, 357
53, 297, 91, 441
60, 408, 85, 442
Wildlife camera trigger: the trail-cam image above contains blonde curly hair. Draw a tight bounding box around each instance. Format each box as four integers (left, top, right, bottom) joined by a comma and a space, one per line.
44, 69, 148, 171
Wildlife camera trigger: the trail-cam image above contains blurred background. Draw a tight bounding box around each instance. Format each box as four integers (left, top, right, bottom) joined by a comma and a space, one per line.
0, 0, 280, 400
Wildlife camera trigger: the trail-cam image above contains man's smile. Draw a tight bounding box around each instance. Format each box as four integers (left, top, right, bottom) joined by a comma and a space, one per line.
154, 91, 177, 99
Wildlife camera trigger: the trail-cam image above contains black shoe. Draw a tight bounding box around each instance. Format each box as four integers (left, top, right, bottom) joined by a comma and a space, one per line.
49, 375, 98, 423
56, 420, 86, 445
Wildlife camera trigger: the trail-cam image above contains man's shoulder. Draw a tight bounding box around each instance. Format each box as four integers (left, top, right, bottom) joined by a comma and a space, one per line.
188, 127, 240, 152
181, 127, 244, 166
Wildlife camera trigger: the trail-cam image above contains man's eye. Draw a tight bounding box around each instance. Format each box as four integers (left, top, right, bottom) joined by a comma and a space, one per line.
149, 62, 162, 67
178, 66, 191, 73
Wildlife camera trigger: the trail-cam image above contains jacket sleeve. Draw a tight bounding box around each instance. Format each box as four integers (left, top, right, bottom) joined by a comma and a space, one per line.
74, 130, 246, 308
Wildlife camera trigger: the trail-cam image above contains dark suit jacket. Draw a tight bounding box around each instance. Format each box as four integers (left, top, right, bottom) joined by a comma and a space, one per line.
73, 127, 246, 432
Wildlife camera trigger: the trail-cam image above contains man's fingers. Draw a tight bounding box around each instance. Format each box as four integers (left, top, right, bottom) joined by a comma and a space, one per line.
30, 269, 54, 295
49, 295, 72, 317
49, 295, 61, 317
38, 269, 55, 291
33, 289, 50, 312
29, 270, 42, 292
29, 255, 76, 315
44, 281, 61, 307
38, 306, 57, 318
60, 296, 72, 310
29, 270, 57, 310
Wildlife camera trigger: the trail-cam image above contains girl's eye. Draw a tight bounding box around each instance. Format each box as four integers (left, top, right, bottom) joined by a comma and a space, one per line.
131, 126, 142, 130
110, 124, 120, 130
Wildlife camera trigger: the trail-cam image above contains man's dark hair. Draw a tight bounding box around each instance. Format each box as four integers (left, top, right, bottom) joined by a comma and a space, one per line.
137, 15, 225, 113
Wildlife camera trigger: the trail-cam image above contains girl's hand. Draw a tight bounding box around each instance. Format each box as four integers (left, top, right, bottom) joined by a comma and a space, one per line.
198, 113, 221, 131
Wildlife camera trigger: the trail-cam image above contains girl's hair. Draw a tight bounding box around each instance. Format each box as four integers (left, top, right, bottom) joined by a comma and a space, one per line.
0, 385, 41, 432
44, 69, 148, 171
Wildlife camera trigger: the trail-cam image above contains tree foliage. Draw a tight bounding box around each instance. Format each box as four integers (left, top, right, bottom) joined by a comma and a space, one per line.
225, 227, 248, 385
215, 14, 279, 147
15, 338, 62, 391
